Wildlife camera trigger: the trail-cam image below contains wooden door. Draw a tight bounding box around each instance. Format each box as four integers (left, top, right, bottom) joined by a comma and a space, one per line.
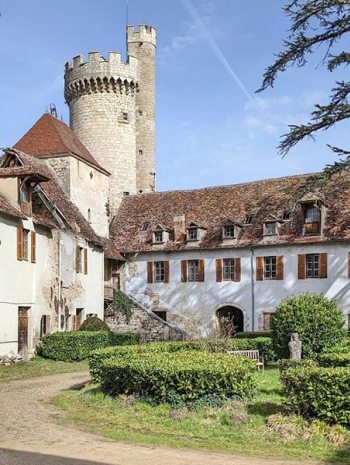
75, 308, 83, 331
18, 307, 29, 358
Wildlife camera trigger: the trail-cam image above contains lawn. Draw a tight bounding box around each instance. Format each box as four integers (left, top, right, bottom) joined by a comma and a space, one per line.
51, 367, 350, 463
0, 356, 88, 382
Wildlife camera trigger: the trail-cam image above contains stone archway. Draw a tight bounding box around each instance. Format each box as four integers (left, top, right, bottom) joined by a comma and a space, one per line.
216, 306, 244, 337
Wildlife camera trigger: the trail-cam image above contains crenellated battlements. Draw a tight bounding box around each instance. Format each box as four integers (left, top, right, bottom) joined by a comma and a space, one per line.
127, 24, 157, 46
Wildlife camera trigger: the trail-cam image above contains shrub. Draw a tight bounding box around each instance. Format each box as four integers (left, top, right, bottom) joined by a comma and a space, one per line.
281, 366, 350, 426
100, 350, 256, 404
235, 332, 271, 339
318, 352, 350, 367
79, 317, 110, 332
271, 293, 346, 359
89, 338, 274, 382
278, 358, 318, 373
42, 331, 140, 362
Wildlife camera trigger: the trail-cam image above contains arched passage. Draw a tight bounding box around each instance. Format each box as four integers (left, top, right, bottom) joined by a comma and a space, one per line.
216, 306, 244, 337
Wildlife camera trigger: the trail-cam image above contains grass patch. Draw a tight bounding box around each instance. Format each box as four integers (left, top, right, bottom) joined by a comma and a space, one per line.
0, 356, 88, 382
51, 366, 350, 462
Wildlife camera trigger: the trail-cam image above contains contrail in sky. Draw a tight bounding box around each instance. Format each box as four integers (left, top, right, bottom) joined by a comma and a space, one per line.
180, 0, 253, 102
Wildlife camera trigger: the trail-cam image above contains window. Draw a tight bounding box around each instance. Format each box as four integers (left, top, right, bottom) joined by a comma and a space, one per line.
263, 312, 274, 331
306, 254, 320, 278
76, 247, 88, 274
305, 206, 320, 223
188, 260, 200, 281
264, 256, 277, 279
123, 191, 130, 196
223, 226, 235, 238
88, 208, 91, 222
187, 228, 198, 241
154, 261, 165, 282
40, 315, 50, 338
244, 214, 253, 225
223, 258, 236, 280
282, 210, 291, 220
303, 204, 321, 235
138, 150, 143, 156
141, 223, 149, 231
19, 180, 31, 216
264, 222, 276, 236
17, 228, 30, 261
122, 112, 128, 122
153, 231, 163, 243
153, 310, 167, 321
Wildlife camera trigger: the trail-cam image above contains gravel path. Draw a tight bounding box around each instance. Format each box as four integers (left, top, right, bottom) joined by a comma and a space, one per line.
0, 372, 324, 465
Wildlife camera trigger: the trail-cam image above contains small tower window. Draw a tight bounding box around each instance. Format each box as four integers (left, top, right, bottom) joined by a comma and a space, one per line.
123, 191, 130, 196
139, 150, 143, 156
88, 209, 91, 222
122, 112, 129, 121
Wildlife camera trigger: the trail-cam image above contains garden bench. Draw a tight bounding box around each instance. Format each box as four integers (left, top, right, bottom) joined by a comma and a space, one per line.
227, 349, 264, 371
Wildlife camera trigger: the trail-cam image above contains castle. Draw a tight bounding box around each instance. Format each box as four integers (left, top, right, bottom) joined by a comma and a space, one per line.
1, 24, 350, 357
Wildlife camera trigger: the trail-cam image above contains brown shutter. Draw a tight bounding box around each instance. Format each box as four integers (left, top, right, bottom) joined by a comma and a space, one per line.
199, 259, 205, 282
181, 260, 188, 282
164, 261, 170, 283
147, 262, 153, 283
84, 248, 88, 274
256, 256, 264, 281
320, 253, 327, 279
31, 231, 36, 263
216, 259, 222, 282
298, 254, 306, 279
17, 227, 23, 261
276, 256, 284, 280
75, 246, 80, 273
72, 315, 77, 331
234, 258, 241, 282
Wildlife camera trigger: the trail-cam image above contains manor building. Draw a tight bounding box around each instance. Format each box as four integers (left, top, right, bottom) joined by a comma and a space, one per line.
1, 24, 350, 355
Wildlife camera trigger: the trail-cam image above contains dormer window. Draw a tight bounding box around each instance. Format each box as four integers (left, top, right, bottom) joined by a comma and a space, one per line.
303, 203, 321, 235
223, 225, 235, 238
244, 214, 253, 225
19, 180, 31, 216
187, 228, 199, 241
141, 223, 149, 231
282, 210, 291, 221
153, 231, 163, 243
264, 222, 276, 236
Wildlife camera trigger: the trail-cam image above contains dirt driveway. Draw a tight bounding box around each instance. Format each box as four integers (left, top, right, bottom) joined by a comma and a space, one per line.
0, 372, 324, 465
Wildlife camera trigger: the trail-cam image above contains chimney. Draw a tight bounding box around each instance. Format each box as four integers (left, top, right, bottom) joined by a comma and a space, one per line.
173, 215, 186, 242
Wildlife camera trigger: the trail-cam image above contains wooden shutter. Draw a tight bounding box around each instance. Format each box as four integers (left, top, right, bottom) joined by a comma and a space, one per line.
298, 254, 306, 279
75, 246, 80, 273
147, 262, 153, 283
199, 259, 205, 282
17, 227, 23, 261
181, 260, 188, 282
31, 231, 36, 263
84, 248, 88, 274
320, 253, 327, 278
234, 258, 241, 282
276, 256, 284, 280
256, 256, 264, 281
164, 261, 170, 283
216, 259, 222, 282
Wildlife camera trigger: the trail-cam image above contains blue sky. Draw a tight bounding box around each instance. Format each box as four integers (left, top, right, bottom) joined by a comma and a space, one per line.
0, 0, 349, 191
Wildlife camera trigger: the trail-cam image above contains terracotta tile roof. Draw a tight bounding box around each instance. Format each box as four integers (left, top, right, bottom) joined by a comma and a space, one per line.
0, 190, 26, 219
14, 113, 109, 175
2, 149, 102, 246
0, 166, 50, 182
111, 172, 350, 253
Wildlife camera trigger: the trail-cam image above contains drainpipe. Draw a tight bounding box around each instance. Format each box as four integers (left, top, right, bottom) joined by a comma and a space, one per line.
250, 247, 255, 332
58, 231, 62, 332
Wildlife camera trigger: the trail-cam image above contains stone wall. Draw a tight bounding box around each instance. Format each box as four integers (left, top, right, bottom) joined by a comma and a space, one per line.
105, 303, 184, 343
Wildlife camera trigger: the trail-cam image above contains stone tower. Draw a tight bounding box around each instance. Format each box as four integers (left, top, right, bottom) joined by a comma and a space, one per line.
64, 25, 157, 217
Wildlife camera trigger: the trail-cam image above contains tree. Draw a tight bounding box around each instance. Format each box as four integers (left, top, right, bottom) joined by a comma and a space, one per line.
259, 1, 350, 178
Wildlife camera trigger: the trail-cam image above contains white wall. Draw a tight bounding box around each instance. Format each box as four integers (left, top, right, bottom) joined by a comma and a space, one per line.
125, 242, 350, 337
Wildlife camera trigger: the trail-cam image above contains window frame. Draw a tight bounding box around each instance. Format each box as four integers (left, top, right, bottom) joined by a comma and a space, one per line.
264, 222, 277, 236
154, 261, 165, 283
187, 227, 199, 241
153, 231, 164, 244
223, 258, 236, 281
306, 253, 320, 278
223, 225, 235, 239
264, 256, 277, 280
188, 259, 200, 282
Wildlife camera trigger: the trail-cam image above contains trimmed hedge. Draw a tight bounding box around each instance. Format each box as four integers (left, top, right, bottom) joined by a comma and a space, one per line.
42, 331, 140, 362
271, 293, 346, 359
318, 352, 350, 367
89, 337, 274, 382
79, 317, 110, 332
100, 350, 256, 403
235, 332, 271, 339
278, 358, 318, 373
281, 366, 350, 426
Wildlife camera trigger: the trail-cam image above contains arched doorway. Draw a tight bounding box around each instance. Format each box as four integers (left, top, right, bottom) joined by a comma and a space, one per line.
216, 306, 244, 337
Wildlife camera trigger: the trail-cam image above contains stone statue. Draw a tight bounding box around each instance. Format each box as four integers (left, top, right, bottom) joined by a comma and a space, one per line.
288, 333, 302, 359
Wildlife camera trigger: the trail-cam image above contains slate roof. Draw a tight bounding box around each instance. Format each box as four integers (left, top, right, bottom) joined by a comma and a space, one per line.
14, 113, 109, 175
111, 172, 350, 253
1, 149, 102, 246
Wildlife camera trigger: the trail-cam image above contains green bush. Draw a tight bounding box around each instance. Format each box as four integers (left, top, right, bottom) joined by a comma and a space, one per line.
320, 338, 350, 354
89, 337, 274, 383
42, 331, 140, 362
79, 317, 110, 332
100, 350, 256, 403
281, 366, 350, 426
271, 293, 346, 359
318, 352, 350, 367
278, 358, 318, 373
235, 332, 271, 339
